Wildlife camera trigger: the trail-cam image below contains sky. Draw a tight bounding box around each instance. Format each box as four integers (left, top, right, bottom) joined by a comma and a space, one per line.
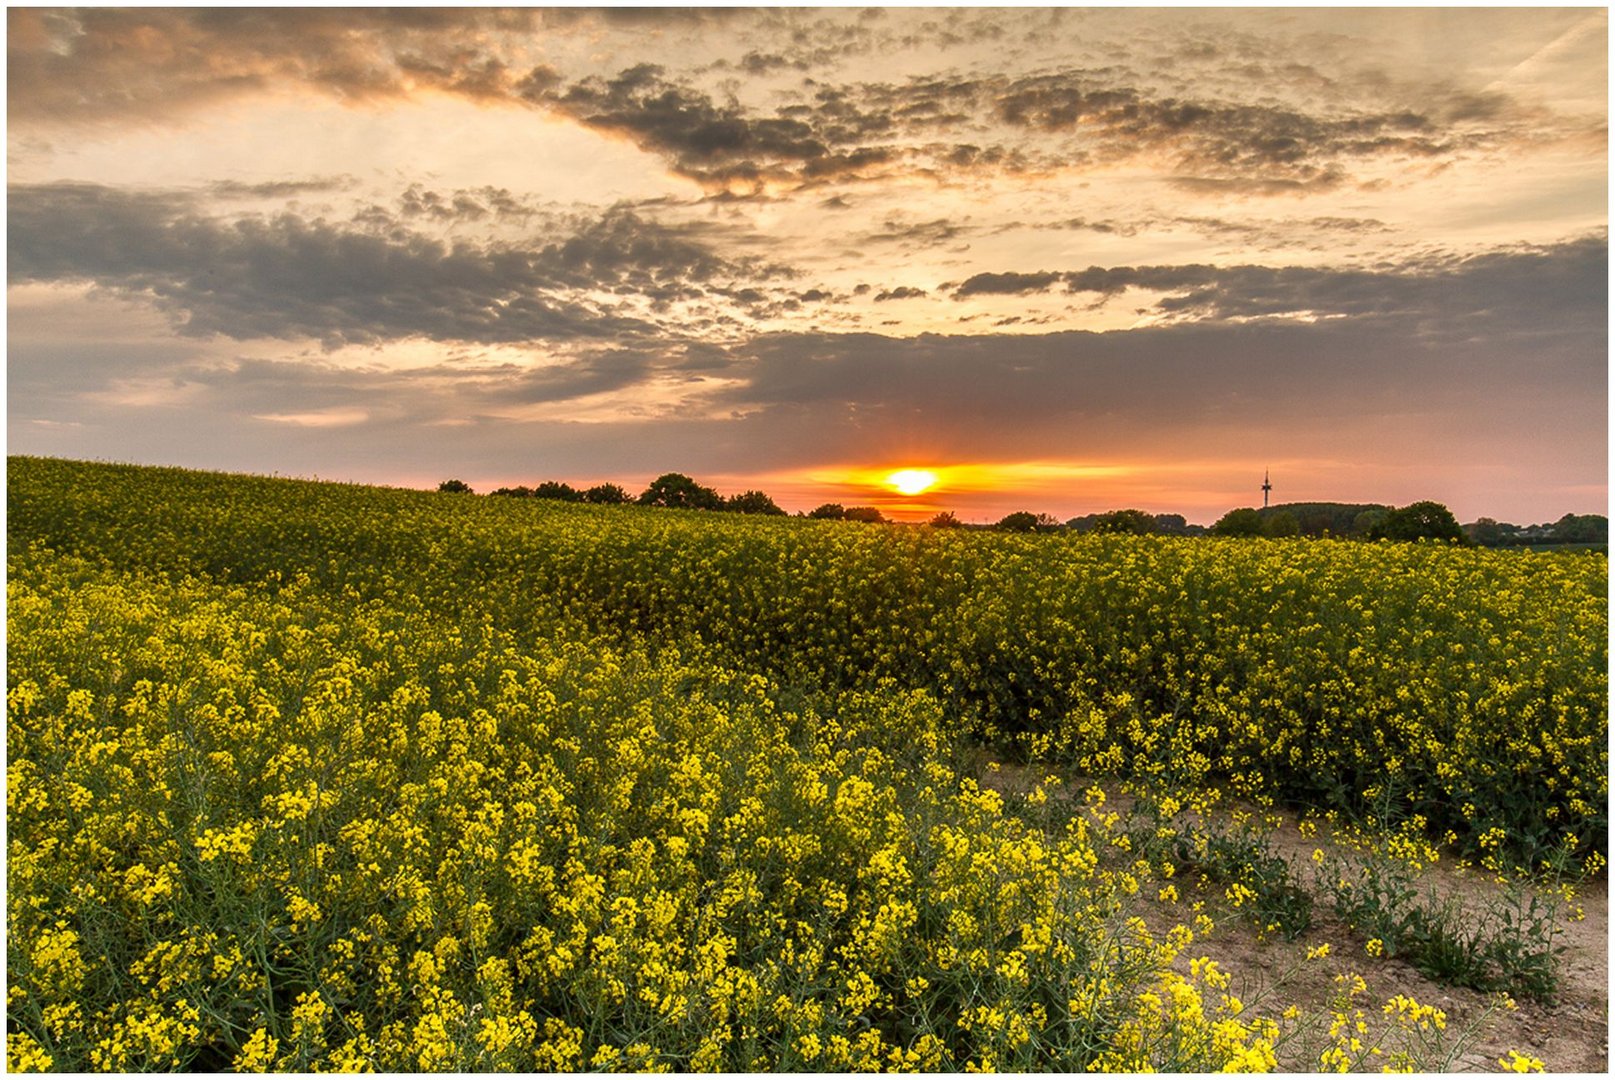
7, 7, 1608, 524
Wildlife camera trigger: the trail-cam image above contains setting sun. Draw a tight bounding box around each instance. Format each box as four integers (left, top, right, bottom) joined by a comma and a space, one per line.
887, 469, 939, 496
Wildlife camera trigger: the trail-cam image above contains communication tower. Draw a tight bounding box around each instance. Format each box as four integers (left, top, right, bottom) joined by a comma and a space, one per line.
1262, 469, 1272, 508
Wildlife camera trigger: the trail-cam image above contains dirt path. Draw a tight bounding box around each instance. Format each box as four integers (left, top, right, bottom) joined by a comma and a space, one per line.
979, 763, 1608, 1072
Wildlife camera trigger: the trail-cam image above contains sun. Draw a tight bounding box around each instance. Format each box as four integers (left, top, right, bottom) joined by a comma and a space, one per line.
886, 468, 939, 496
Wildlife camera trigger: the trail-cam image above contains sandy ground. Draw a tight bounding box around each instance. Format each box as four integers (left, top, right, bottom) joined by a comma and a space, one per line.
979, 763, 1608, 1073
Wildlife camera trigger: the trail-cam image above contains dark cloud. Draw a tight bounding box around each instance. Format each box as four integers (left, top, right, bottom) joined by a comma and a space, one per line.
7, 182, 794, 348
953, 271, 1067, 298
209, 177, 355, 199
992, 70, 1450, 188
873, 286, 928, 302
1167, 214, 1390, 242
705, 261, 1605, 471
947, 236, 1609, 336
860, 217, 971, 248
1168, 171, 1349, 196
392, 184, 536, 225
520, 64, 886, 193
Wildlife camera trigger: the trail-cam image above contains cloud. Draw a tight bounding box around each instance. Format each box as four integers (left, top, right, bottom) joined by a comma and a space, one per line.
254, 407, 370, 428
7, 8, 546, 123
209, 177, 355, 199
12, 8, 1593, 201
952, 271, 1067, 298
7, 182, 795, 348
520, 64, 876, 194
992, 72, 1451, 185
947, 234, 1608, 333
874, 286, 928, 303
702, 233, 1606, 468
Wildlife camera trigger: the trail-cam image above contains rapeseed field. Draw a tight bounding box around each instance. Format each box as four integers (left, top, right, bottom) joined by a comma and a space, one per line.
6, 457, 1605, 1071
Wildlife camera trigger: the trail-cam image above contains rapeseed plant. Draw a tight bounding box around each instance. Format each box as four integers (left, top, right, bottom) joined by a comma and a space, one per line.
6, 458, 1603, 1071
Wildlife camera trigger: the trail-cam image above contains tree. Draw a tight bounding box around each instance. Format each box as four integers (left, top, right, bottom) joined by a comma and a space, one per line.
929, 511, 962, 528
1464, 517, 1507, 546
490, 485, 533, 498
438, 479, 473, 494
1091, 509, 1158, 535
1262, 510, 1300, 538
996, 510, 1040, 532
1352, 508, 1389, 538
582, 483, 628, 505
1367, 500, 1466, 543
843, 506, 887, 524
533, 481, 581, 502
1551, 513, 1608, 544
808, 503, 846, 520
638, 473, 724, 510
727, 490, 786, 515
1211, 507, 1263, 537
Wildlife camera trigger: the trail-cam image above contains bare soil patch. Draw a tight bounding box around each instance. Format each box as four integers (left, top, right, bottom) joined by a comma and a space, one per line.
979, 762, 1608, 1072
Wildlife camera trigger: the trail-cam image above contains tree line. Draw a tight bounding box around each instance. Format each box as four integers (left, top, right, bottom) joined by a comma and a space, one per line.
440, 477, 1601, 546
440, 473, 793, 515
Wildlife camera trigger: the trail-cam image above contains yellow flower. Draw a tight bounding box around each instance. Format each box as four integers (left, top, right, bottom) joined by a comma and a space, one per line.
233, 1029, 280, 1072
7, 1032, 54, 1073
1499, 1050, 1545, 1073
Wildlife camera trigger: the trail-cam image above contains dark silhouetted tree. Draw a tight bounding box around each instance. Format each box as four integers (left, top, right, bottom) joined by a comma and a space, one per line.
534, 481, 581, 501
929, 511, 963, 528
490, 485, 533, 498
438, 479, 473, 494
996, 511, 1040, 532
1211, 507, 1263, 536
843, 506, 887, 523
727, 490, 786, 515
638, 473, 724, 510
1368, 501, 1466, 543
808, 503, 846, 520
1092, 509, 1158, 535
582, 483, 629, 505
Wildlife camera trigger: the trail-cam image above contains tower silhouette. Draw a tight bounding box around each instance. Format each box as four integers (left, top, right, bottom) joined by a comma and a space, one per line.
1262, 469, 1272, 509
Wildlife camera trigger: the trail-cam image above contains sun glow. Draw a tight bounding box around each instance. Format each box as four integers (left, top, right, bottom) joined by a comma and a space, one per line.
886, 469, 939, 496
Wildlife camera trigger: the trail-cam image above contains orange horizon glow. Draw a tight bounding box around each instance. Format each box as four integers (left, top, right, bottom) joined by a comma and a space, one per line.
755, 460, 1146, 521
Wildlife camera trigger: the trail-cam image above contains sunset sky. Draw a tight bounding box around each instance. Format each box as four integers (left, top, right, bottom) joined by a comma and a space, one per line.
8, 7, 1607, 523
